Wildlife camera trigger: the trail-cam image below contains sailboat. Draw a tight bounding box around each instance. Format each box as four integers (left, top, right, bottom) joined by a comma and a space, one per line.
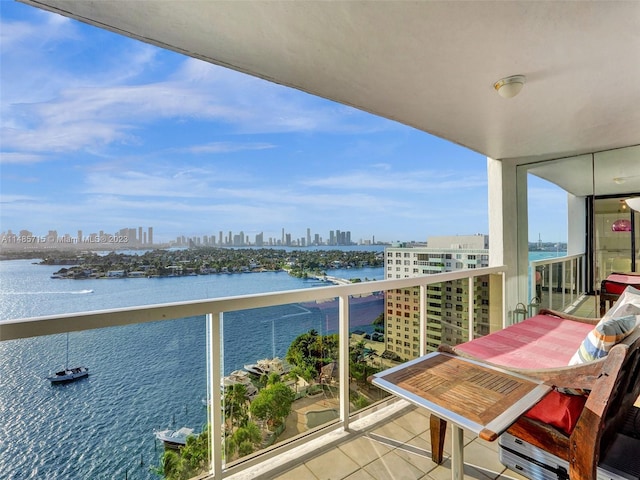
47, 332, 89, 383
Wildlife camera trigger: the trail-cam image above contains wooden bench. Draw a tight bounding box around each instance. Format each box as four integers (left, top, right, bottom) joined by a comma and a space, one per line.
431, 308, 640, 480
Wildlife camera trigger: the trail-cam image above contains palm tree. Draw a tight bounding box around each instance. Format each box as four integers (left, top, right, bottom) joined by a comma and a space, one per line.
224, 383, 249, 430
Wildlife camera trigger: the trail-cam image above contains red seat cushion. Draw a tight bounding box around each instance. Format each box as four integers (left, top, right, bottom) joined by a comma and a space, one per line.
602, 274, 640, 295
523, 389, 587, 435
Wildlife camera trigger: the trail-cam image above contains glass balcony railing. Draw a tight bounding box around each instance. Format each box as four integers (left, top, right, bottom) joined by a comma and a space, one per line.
529, 253, 587, 313
0, 266, 505, 480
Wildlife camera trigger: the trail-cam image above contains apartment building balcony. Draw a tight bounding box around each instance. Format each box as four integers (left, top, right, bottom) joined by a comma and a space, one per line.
3, 256, 624, 480
233, 401, 519, 480
2, 267, 521, 480
8, 1, 640, 478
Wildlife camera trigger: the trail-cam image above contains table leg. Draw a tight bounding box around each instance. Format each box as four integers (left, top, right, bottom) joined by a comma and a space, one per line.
430, 415, 446, 464
452, 425, 464, 480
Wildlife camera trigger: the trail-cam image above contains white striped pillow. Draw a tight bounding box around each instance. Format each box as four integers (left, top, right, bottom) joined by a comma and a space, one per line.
568, 314, 637, 365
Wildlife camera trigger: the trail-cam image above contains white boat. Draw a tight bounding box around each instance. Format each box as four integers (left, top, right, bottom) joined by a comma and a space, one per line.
243, 357, 288, 377
48, 366, 89, 383
48, 333, 88, 383
154, 427, 196, 448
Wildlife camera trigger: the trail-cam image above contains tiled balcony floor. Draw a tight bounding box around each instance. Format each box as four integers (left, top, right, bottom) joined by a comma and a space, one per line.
229, 400, 528, 480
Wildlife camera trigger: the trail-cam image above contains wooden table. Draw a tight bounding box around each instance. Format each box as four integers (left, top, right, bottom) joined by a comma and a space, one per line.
372, 352, 551, 480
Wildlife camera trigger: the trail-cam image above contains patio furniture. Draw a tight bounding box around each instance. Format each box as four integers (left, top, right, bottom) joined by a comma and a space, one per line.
433, 307, 640, 480
600, 272, 640, 316
371, 352, 551, 480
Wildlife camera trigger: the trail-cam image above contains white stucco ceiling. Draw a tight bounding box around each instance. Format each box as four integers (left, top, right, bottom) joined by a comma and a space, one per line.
19, 0, 640, 195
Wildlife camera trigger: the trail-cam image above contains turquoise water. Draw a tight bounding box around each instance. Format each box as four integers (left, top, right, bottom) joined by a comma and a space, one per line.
305, 409, 339, 428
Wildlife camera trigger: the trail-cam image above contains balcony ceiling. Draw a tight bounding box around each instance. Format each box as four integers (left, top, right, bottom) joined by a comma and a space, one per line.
20, 0, 640, 195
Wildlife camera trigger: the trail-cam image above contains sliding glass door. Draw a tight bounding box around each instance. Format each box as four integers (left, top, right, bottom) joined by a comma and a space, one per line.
593, 196, 638, 281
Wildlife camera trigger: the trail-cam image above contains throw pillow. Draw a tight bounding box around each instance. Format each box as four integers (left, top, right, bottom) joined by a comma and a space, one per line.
602, 285, 640, 321
568, 314, 637, 365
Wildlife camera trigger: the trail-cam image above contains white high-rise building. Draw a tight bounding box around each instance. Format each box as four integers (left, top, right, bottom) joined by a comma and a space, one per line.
383, 235, 492, 361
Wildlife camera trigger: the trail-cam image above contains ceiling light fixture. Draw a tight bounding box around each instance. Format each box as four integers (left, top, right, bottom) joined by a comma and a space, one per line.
494, 75, 526, 99
613, 174, 640, 185
626, 197, 640, 212
612, 219, 632, 232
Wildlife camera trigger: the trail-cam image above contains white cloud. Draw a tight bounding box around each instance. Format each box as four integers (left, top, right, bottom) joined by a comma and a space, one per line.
179, 142, 276, 155
0, 194, 42, 204
0, 152, 47, 164
301, 169, 486, 191
82, 169, 215, 198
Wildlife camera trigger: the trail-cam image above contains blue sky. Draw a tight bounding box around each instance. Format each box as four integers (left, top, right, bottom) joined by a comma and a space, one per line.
0, 2, 566, 245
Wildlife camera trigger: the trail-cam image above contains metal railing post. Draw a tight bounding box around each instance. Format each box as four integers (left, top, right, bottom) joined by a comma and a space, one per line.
207, 312, 223, 478
468, 276, 474, 342
338, 295, 350, 430
419, 285, 427, 356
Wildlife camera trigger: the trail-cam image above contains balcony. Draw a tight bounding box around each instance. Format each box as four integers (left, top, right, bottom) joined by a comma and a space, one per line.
231, 402, 518, 480
1, 267, 516, 480
6, 2, 639, 479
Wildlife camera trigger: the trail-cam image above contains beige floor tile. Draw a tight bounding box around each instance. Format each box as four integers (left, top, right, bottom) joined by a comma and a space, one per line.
404, 432, 437, 455
344, 469, 378, 480
338, 435, 393, 467
305, 447, 361, 480
369, 420, 416, 444
426, 459, 494, 480
272, 462, 318, 480
390, 443, 439, 474
390, 409, 431, 437
363, 450, 428, 480
463, 440, 507, 476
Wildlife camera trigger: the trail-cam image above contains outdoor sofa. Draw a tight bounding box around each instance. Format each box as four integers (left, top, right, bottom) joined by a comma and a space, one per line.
431, 286, 640, 480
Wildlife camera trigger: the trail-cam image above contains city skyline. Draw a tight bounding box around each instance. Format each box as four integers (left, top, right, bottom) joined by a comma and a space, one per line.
1, 3, 568, 244
1, 224, 378, 248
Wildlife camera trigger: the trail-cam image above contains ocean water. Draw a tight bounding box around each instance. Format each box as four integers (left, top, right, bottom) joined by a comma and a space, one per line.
0, 257, 385, 480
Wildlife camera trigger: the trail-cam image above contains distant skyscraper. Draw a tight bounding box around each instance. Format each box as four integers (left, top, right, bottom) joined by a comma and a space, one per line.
148, 227, 153, 245
77, 230, 82, 243
306, 228, 311, 246
138, 227, 143, 245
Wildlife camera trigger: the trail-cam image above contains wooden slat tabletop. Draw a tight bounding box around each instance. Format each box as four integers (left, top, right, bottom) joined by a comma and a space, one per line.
373, 352, 551, 440
381, 354, 538, 425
